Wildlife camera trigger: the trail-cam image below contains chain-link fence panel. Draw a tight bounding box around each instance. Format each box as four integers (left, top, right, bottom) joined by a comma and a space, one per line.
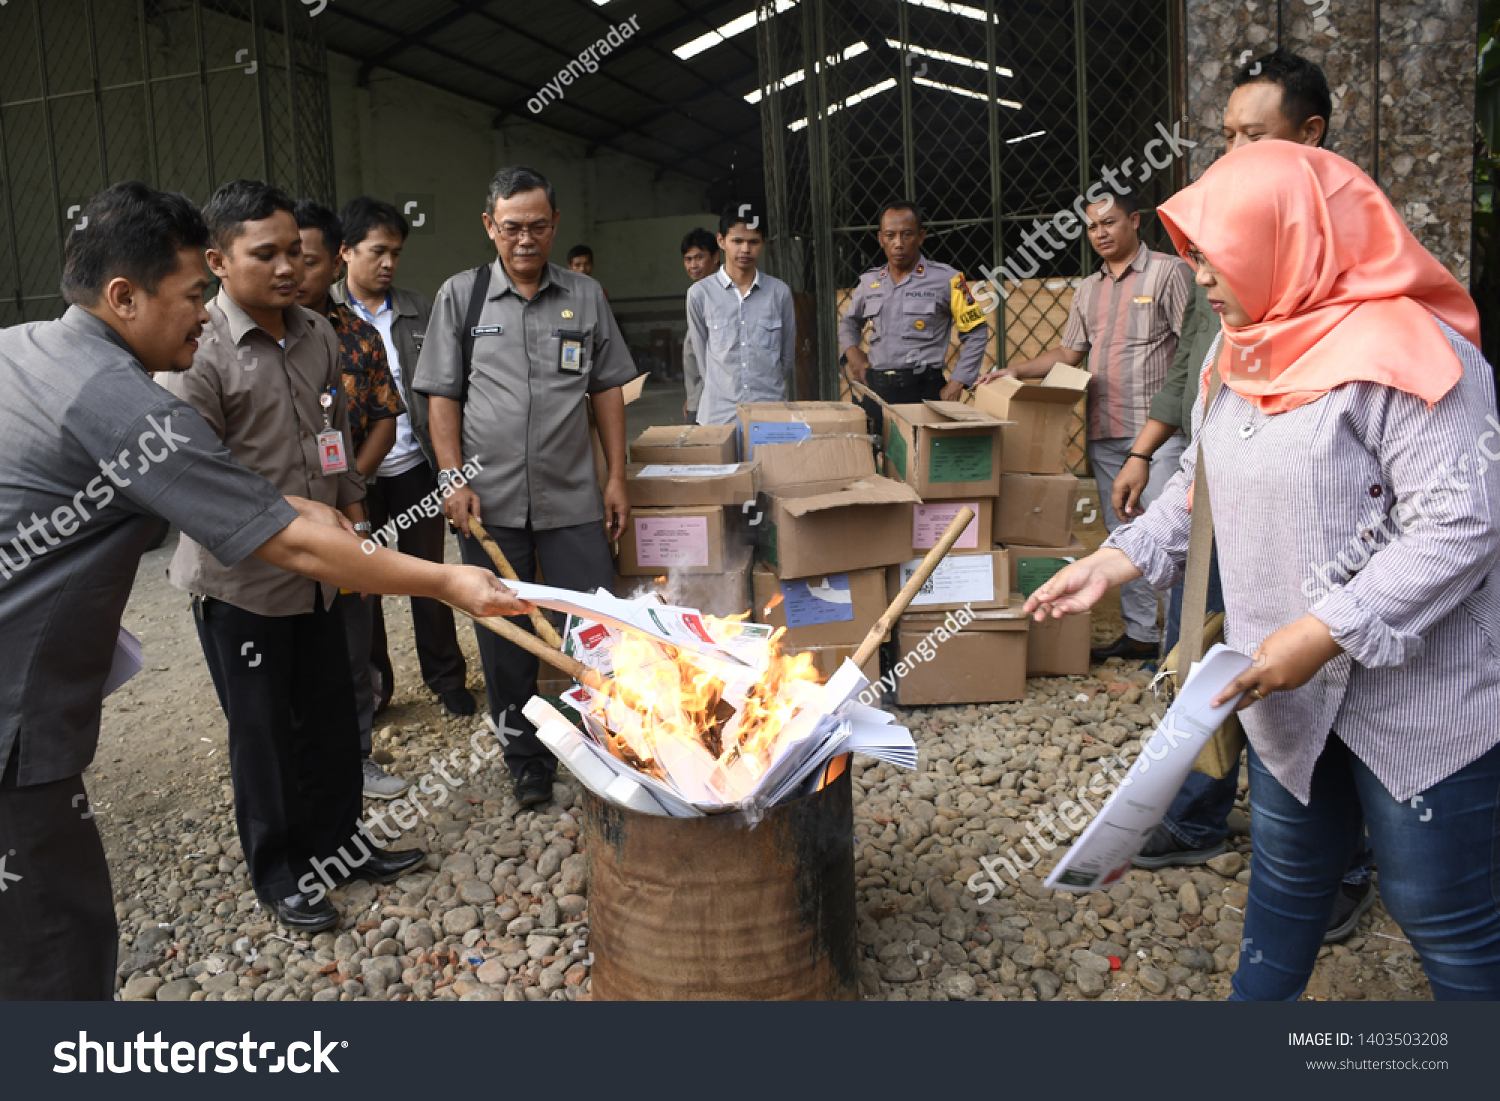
757, 0, 1179, 474
0, 0, 336, 327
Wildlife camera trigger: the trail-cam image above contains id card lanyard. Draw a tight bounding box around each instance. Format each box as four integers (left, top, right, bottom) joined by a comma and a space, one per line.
316, 387, 349, 475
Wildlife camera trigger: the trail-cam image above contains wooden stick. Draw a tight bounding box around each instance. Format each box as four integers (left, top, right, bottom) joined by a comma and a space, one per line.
466, 517, 564, 649
851, 506, 975, 669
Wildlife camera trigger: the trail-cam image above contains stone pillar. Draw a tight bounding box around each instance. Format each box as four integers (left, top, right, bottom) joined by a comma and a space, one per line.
1185, 0, 1476, 281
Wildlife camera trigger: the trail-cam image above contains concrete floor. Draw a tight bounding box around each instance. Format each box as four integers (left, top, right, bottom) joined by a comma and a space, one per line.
625, 373, 690, 440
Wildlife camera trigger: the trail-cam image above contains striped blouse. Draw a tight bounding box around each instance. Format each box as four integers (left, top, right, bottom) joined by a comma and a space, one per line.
1108, 319, 1500, 804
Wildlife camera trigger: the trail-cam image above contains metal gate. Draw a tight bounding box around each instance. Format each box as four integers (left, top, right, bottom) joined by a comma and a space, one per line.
756, 0, 1182, 469
0, 0, 336, 327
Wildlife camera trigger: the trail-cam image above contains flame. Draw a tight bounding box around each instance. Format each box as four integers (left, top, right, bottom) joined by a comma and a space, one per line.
762, 590, 785, 618
582, 617, 822, 799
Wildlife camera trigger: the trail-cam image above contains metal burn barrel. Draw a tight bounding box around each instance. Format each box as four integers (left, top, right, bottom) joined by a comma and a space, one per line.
582, 766, 858, 1001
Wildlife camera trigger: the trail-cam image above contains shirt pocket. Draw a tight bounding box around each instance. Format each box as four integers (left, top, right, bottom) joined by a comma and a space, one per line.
709, 315, 737, 355
552, 326, 595, 381
1126, 298, 1164, 342
900, 297, 939, 340
753, 315, 782, 351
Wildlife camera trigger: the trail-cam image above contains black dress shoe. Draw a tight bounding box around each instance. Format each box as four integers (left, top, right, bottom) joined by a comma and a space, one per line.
440, 687, 477, 717
1090, 634, 1159, 662
1324, 881, 1377, 943
345, 846, 427, 885
514, 761, 553, 808
264, 892, 340, 933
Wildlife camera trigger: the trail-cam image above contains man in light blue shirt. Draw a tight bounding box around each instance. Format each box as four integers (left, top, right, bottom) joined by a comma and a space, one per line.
687, 203, 796, 425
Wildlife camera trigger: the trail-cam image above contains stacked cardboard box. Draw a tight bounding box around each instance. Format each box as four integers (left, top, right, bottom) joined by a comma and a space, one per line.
966, 365, 1095, 678
743, 404, 919, 677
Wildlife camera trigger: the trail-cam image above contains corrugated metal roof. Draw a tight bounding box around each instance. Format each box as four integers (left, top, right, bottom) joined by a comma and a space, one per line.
319, 0, 770, 184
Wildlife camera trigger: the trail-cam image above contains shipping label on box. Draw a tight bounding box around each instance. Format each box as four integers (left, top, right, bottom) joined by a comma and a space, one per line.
1005, 537, 1087, 596
618, 506, 727, 576
892, 549, 1008, 611
782, 575, 855, 627
912, 500, 992, 552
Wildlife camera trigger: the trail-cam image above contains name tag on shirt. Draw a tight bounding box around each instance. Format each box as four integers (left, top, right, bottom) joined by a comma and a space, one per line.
1133, 296, 1154, 305
471, 325, 503, 336
317, 429, 349, 475
557, 328, 586, 374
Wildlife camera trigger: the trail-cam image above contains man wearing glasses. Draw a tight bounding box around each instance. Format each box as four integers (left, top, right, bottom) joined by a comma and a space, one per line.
413, 165, 637, 810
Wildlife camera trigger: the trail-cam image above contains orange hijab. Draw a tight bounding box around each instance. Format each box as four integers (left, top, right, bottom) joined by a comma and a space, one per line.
1156, 141, 1479, 414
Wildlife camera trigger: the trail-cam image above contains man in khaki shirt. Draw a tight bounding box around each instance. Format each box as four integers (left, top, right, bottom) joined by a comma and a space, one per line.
167, 181, 426, 933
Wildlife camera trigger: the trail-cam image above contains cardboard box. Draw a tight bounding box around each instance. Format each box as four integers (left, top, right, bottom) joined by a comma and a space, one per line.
752, 563, 886, 647
754, 435, 920, 578
883, 401, 1006, 499
629, 423, 739, 465
994, 473, 1079, 546
624, 462, 756, 507
912, 498, 994, 554
617, 506, 727, 576
895, 607, 1029, 704
1005, 537, 1088, 596
888, 549, 1009, 613
591, 374, 648, 486
1026, 603, 1092, 676
969, 364, 1090, 474
796, 642, 879, 685
616, 542, 753, 618
738, 400, 867, 461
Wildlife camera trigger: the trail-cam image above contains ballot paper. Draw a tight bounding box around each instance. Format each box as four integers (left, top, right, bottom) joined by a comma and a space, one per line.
103, 628, 143, 698
1045, 644, 1254, 892
508, 581, 752, 667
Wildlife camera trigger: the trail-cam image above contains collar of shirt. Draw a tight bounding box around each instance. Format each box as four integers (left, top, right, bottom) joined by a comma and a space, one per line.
60, 305, 138, 362
1097, 243, 1150, 282
348, 292, 393, 326
715, 265, 761, 297
213, 291, 312, 352
491, 258, 562, 301
881, 256, 926, 286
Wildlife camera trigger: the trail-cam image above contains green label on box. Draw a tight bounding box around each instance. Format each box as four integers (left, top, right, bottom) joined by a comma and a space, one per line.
928, 434, 993, 483
761, 520, 779, 568
1017, 556, 1076, 596
886, 421, 908, 481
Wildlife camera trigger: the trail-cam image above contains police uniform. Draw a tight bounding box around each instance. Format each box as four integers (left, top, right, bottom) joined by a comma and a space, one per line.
837, 255, 989, 432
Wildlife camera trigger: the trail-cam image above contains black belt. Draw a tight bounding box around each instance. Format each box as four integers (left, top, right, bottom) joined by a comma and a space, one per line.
870, 364, 942, 378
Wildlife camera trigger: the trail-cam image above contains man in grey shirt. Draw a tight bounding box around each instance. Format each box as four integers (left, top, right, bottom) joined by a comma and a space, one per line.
0, 182, 528, 1000
416, 165, 637, 810
688, 203, 797, 425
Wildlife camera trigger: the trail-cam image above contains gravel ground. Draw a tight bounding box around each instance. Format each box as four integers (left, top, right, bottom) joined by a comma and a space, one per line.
96, 537, 1429, 1003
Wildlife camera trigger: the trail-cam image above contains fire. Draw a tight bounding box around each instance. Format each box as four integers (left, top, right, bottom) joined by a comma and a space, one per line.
762, 591, 785, 618
582, 618, 822, 800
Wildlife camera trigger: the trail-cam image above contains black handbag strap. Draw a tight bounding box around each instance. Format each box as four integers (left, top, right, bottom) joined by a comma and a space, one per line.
458, 262, 492, 404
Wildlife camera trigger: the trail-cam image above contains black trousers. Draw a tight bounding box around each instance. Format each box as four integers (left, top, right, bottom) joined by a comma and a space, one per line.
0, 753, 116, 1000
367, 461, 467, 699
459, 520, 614, 777
193, 594, 364, 901
858, 366, 946, 441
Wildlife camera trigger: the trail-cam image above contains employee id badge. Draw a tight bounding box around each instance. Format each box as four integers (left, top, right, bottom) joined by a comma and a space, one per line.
317, 429, 349, 475
557, 328, 586, 374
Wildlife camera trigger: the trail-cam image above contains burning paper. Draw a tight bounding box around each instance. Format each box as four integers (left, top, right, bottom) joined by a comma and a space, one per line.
530, 594, 916, 815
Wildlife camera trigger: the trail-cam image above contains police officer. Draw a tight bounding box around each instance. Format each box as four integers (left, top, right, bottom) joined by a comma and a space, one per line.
415, 165, 638, 811
839, 201, 989, 435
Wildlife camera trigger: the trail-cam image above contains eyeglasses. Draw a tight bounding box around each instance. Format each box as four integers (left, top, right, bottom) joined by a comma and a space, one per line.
495, 219, 555, 242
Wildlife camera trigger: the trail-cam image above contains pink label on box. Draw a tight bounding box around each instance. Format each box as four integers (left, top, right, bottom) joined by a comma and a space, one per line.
634, 516, 710, 568
913, 502, 980, 550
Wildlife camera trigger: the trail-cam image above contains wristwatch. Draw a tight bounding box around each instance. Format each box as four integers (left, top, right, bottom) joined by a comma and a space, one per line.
436, 468, 463, 490
353, 521, 372, 534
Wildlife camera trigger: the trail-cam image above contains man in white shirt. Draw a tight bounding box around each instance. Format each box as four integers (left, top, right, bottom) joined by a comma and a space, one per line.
332, 197, 473, 720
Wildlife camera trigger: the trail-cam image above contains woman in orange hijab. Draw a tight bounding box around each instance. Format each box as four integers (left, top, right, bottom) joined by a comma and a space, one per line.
1029, 141, 1500, 1000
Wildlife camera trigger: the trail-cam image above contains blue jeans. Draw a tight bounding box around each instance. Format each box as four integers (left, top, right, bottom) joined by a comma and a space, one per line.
1230, 736, 1500, 1000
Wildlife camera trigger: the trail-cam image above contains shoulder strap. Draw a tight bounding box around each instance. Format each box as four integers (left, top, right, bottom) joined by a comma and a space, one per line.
458, 263, 492, 404
1177, 362, 1224, 673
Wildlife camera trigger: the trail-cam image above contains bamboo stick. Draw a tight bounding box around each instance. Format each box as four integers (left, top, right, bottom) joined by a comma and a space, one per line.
851, 506, 975, 669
